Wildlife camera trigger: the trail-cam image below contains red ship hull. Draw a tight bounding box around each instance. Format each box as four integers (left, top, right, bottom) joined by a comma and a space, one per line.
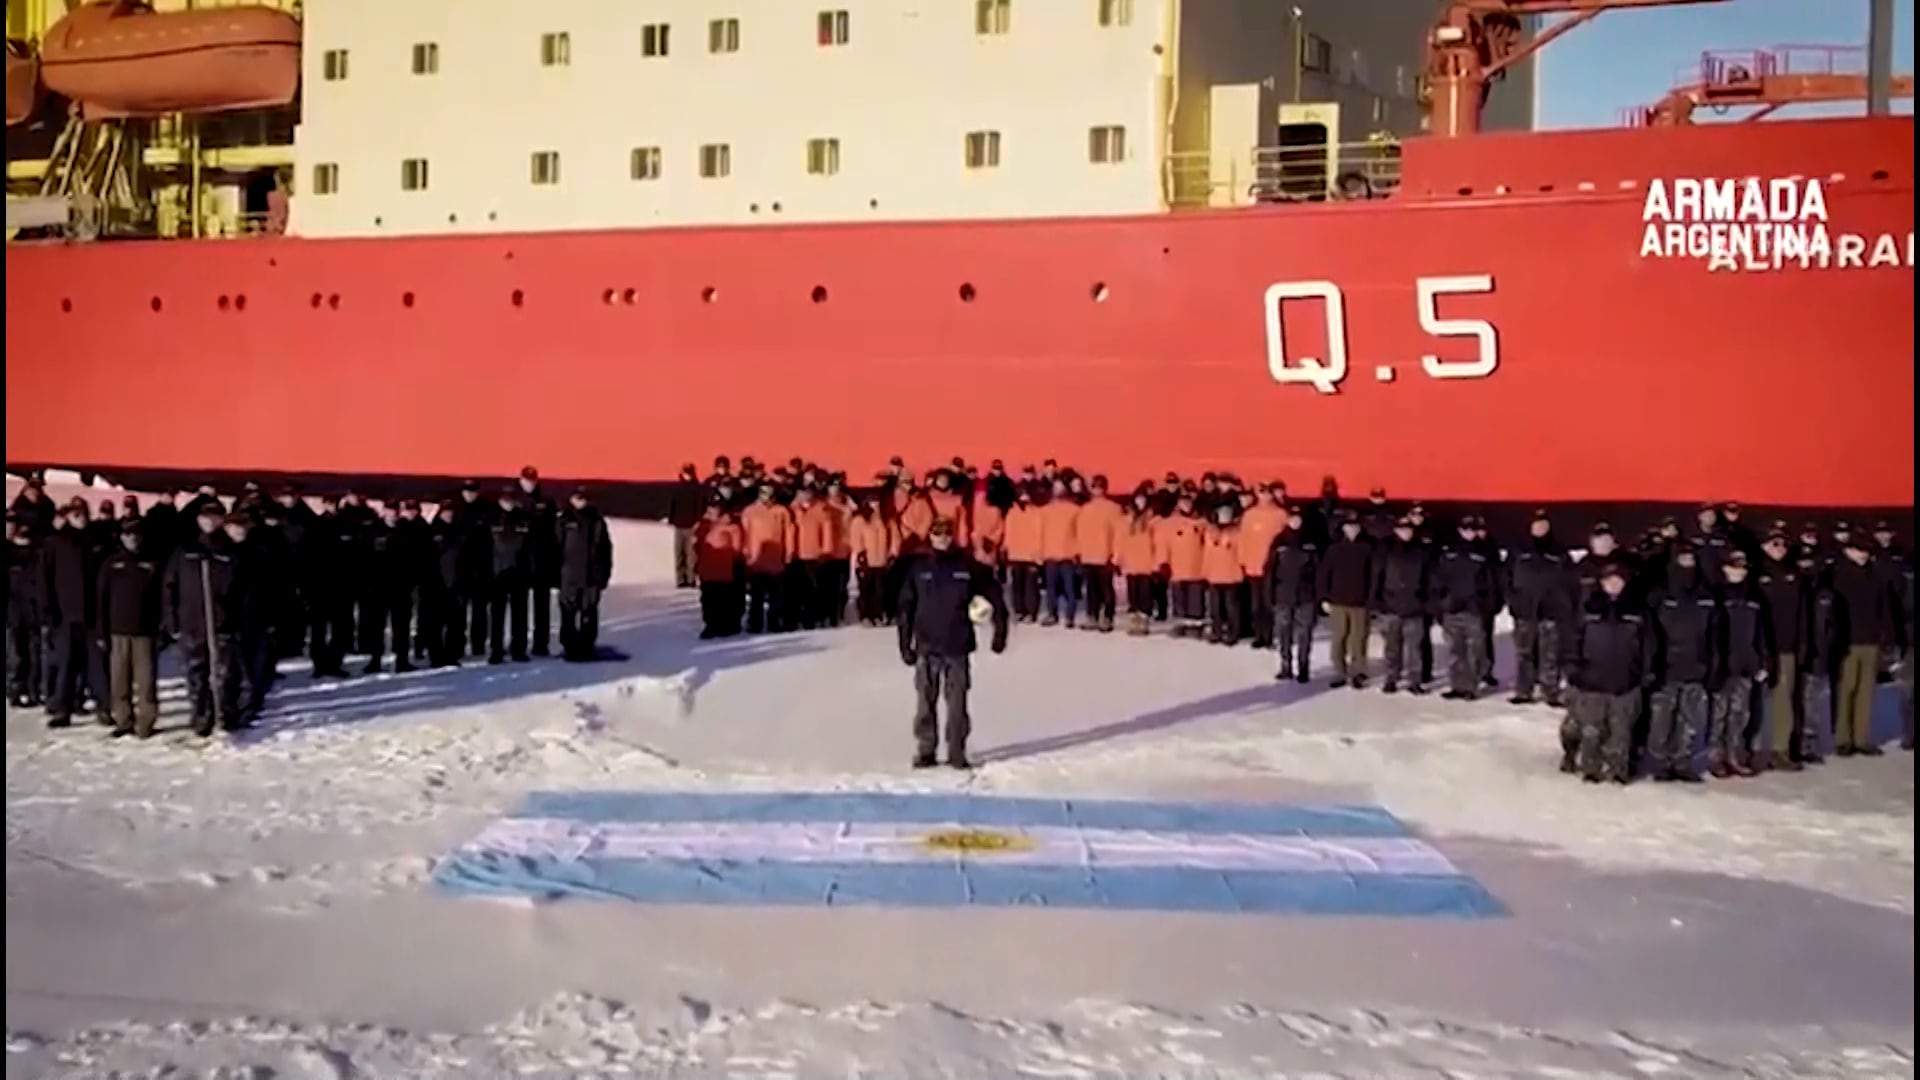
5, 117, 1914, 508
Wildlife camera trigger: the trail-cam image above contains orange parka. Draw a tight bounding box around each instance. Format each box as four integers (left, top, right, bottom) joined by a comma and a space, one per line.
1073, 497, 1126, 566
1003, 504, 1043, 564
1116, 512, 1160, 576
1155, 513, 1206, 582
972, 495, 1006, 563
693, 517, 745, 583
848, 512, 898, 568
1036, 499, 1080, 562
793, 499, 837, 561
1238, 502, 1287, 577
1203, 523, 1247, 585
740, 500, 797, 574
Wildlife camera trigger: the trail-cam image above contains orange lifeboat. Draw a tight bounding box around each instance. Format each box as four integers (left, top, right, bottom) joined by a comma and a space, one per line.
4, 39, 36, 126
40, 1, 300, 121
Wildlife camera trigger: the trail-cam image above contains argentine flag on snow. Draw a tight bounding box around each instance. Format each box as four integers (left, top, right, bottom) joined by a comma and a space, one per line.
434, 792, 1505, 918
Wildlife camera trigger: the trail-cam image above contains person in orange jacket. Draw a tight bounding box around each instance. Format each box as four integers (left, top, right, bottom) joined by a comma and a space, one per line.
739, 485, 797, 633
791, 486, 837, 630
1156, 490, 1208, 638
971, 486, 1006, 577
1117, 491, 1161, 636
848, 497, 899, 626
1203, 502, 1248, 644
1002, 489, 1044, 622
692, 503, 746, 639
1037, 479, 1081, 626
823, 479, 855, 627
926, 470, 970, 548
1239, 485, 1289, 648
1073, 475, 1125, 633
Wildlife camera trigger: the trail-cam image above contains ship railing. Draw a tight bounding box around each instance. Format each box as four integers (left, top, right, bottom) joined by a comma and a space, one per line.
1164, 138, 1402, 210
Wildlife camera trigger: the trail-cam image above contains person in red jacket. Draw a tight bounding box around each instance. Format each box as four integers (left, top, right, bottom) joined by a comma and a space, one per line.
1073, 475, 1125, 632
1116, 492, 1160, 636
1202, 503, 1247, 645
739, 487, 797, 633
1002, 490, 1043, 622
848, 499, 899, 626
1156, 491, 1208, 639
693, 504, 746, 638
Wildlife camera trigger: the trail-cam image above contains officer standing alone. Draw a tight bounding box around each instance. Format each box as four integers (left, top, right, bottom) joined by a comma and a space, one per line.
897, 517, 1008, 770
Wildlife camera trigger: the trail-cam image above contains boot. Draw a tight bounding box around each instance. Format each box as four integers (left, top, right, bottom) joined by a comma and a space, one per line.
1099, 615, 1114, 633
912, 749, 938, 769
1078, 620, 1099, 632
1040, 613, 1058, 628
1127, 613, 1149, 637
1558, 750, 1576, 774
1709, 760, 1732, 778
1509, 693, 1534, 705
1382, 681, 1399, 694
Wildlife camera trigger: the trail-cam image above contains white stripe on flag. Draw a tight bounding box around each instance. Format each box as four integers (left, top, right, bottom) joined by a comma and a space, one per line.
463, 819, 1462, 876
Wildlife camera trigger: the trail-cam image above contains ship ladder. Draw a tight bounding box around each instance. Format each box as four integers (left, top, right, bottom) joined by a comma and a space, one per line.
35, 109, 138, 241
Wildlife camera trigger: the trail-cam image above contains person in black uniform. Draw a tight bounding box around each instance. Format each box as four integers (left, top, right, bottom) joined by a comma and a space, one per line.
164, 510, 254, 736
40, 502, 96, 728
1433, 520, 1495, 701
360, 504, 410, 674
896, 517, 1008, 770
394, 499, 435, 665
426, 498, 470, 668
1710, 551, 1771, 776
1507, 510, 1574, 705
1373, 517, 1429, 694
1755, 532, 1810, 770
1567, 563, 1653, 783
1317, 512, 1373, 688
95, 520, 164, 739
1645, 543, 1715, 781
1830, 536, 1892, 755
5, 514, 42, 708
557, 488, 614, 661
488, 487, 533, 664
668, 464, 704, 590
516, 467, 560, 657
455, 480, 497, 657
1466, 516, 1503, 689
1798, 550, 1840, 764
1267, 506, 1320, 683
9, 473, 58, 539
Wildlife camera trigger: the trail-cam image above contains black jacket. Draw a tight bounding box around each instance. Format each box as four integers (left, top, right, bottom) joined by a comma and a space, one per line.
1266, 537, 1321, 608
1652, 583, 1718, 686
1717, 581, 1772, 683
558, 505, 614, 591
1756, 557, 1806, 656
6, 538, 41, 628
95, 547, 164, 637
1829, 556, 1892, 649
1372, 541, 1429, 618
897, 549, 1008, 659
1690, 529, 1735, 586
1317, 538, 1373, 608
1571, 592, 1652, 695
1507, 535, 1574, 622
667, 482, 706, 529
8, 491, 57, 539
489, 507, 534, 579
1432, 543, 1495, 618
1802, 584, 1841, 675
1575, 549, 1642, 612
39, 527, 93, 628
164, 533, 260, 639
522, 486, 561, 586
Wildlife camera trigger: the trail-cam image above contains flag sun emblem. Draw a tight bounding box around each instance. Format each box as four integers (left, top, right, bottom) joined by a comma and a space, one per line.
919, 828, 1037, 854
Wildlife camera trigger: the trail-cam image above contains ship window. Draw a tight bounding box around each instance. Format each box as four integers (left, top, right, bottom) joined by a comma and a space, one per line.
806, 138, 841, 177
816, 10, 849, 47
975, 0, 1010, 36
1097, 0, 1132, 27
1088, 125, 1127, 164
641, 24, 670, 58
709, 18, 740, 54
964, 130, 1001, 169
410, 42, 438, 75
531, 151, 562, 186
699, 143, 732, 179
312, 163, 340, 196
1300, 33, 1332, 75
630, 147, 663, 181
540, 32, 571, 67
322, 49, 349, 81
401, 158, 430, 192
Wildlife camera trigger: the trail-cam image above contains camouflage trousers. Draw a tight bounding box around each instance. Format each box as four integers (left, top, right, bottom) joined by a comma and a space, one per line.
1442, 612, 1485, 695
1801, 674, 1833, 759
1377, 614, 1425, 687
1706, 675, 1756, 767
1646, 682, 1709, 776
1513, 619, 1563, 700
1569, 688, 1640, 781
1274, 604, 1317, 678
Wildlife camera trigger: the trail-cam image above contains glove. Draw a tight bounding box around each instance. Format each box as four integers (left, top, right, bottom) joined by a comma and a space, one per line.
900, 644, 917, 666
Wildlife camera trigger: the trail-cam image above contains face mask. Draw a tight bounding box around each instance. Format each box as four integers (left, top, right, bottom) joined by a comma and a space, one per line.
120, 533, 139, 551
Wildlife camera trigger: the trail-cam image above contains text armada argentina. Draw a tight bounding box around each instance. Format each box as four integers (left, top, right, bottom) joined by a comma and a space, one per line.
1639, 177, 1914, 273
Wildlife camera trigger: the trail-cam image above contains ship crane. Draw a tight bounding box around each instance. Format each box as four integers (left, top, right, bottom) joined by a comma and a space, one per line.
1627, 45, 1916, 126
1425, 0, 1726, 138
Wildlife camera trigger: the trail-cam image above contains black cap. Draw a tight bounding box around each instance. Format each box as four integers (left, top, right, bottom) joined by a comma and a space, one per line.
1834, 521, 1853, 533
1725, 551, 1748, 567
460, 479, 479, 491
119, 518, 142, 535
397, 498, 419, 511
1764, 530, 1788, 544
1531, 508, 1550, 521
1801, 521, 1820, 534
1395, 516, 1415, 528
1873, 520, 1893, 533
223, 512, 251, 527
520, 465, 539, 480
570, 486, 589, 500
1369, 487, 1387, 499
1591, 521, 1613, 536
1599, 561, 1628, 581
929, 517, 956, 537
1673, 538, 1697, 555
1844, 534, 1869, 551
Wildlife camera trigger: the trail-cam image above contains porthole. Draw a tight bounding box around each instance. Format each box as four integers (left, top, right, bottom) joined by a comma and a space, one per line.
1090, 282, 1109, 303
310, 292, 323, 309
59, 298, 73, 313
958, 283, 976, 303
402, 291, 416, 308
810, 285, 829, 304
510, 289, 525, 307
602, 288, 616, 305
621, 287, 636, 305
218, 295, 231, 311
234, 295, 248, 312
701, 287, 718, 304
150, 296, 163, 313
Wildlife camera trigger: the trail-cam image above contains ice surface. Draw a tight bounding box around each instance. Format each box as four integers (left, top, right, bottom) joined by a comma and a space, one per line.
5, 475, 1914, 1078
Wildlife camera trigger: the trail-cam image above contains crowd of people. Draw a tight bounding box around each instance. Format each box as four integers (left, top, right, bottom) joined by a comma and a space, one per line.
5, 468, 613, 739
668, 455, 1916, 781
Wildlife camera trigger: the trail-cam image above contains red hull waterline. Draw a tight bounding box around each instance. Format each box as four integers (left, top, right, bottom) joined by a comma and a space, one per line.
5, 117, 1915, 509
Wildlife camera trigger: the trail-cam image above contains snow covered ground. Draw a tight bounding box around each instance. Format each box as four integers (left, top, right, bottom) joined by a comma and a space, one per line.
5, 475, 1915, 1078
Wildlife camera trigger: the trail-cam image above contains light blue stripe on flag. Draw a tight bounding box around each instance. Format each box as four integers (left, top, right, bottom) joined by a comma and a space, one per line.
433, 792, 1507, 918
